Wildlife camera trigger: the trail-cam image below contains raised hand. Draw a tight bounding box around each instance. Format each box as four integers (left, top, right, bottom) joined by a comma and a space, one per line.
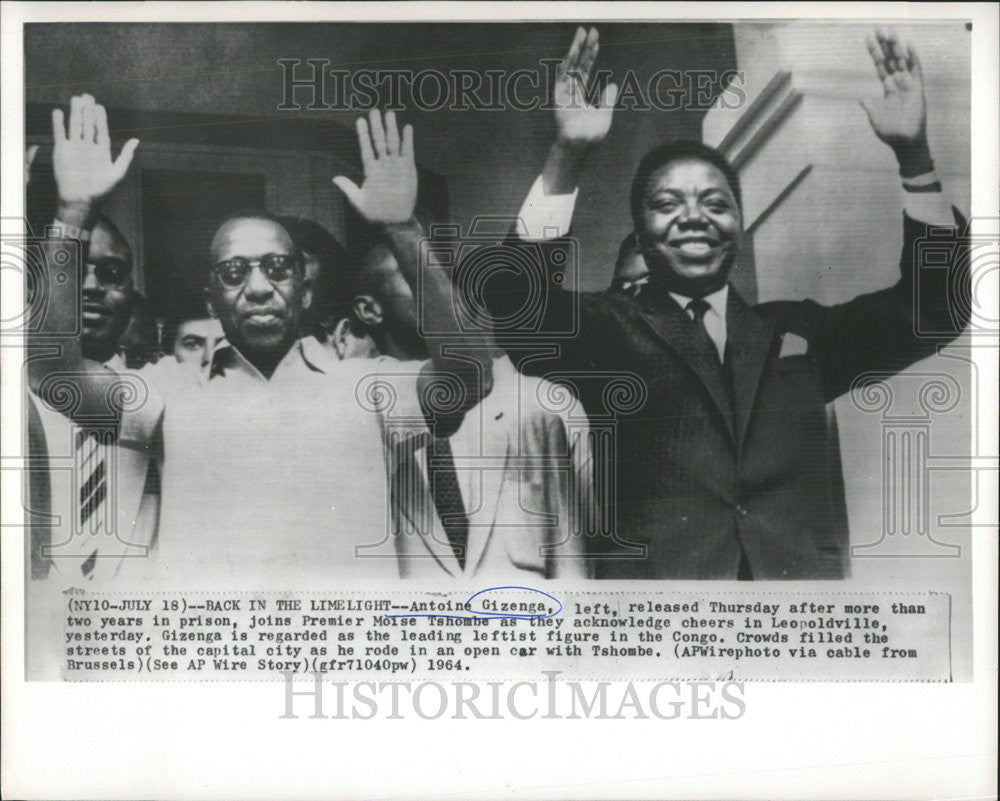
553, 27, 618, 147
333, 110, 417, 225
860, 30, 927, 151
52, 94, 139, 208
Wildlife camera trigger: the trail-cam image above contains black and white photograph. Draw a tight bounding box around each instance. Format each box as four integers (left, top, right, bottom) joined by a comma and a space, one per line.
2, 3, 996, 800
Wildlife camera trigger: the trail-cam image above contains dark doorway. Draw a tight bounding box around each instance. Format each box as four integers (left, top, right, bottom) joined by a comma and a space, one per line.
140, 168, 267, 318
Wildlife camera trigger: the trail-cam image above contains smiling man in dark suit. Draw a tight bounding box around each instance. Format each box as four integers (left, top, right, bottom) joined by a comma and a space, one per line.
482, 27, 969, 580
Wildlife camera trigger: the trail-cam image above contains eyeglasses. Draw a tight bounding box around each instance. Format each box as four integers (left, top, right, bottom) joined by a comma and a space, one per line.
211, 254, 300, 289
86, 259, 131, 289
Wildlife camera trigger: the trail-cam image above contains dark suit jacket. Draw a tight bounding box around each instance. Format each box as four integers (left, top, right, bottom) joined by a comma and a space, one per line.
481, 212, 969, 579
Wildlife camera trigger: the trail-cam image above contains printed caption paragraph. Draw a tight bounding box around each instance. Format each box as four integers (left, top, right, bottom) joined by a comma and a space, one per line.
57, 588, 954, 682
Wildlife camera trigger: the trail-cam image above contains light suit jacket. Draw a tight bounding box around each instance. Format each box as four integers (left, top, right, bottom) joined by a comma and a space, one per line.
27, 356, 160, 583
391, 355, 593, 580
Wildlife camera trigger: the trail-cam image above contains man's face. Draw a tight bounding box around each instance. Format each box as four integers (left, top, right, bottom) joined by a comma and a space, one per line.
207, 218, 309, 355
173, 317, 225, 373
81, 220, 133, 360
302, 250, 321, 290
638, 158, 741, 295
360, 246, 426, 360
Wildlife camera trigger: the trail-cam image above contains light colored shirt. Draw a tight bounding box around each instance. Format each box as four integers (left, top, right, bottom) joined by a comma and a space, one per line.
669, 284, 729, 361
105, 352, 128, 372
120, 336, 427, 586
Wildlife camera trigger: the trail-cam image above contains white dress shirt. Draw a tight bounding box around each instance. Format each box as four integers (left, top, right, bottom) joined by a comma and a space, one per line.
669, 284, 730, 362
118, 336, 429, 586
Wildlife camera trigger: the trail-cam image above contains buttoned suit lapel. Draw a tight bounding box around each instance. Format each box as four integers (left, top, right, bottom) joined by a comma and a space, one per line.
726, 289, 777, 449
633, 290, 736, 443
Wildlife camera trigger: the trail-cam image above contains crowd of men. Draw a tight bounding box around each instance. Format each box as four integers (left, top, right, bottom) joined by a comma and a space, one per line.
25, 28, 967, 584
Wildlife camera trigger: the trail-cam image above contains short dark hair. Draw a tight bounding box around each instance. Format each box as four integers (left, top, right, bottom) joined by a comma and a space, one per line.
277, 216, 346, 265
629, 140, 742, 230
616, 230, 639, 266
346, 206, 455, 304
276, 216, 352, 337
119, 290, 158, 368
161, 283, 212, 351
93, 214, 134, 266
353, 243, 400, 300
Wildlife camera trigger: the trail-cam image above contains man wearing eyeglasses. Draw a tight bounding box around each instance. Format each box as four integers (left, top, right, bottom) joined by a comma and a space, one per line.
30, 96, 491, 586
76, 216, 135, 366
204, 211, 316, 379
26, 204, 160, 581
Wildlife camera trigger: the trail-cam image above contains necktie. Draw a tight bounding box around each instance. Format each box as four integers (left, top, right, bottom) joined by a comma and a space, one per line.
687, 297, 738, 428
426, 436, 469, 570
687, 301, 752, 579
76, 428, 112, 578
686, 298, 720, 364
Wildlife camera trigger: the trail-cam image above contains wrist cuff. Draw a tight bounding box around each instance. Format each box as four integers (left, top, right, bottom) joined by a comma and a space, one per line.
902, 171, 942, 193
49, 219, 92, 242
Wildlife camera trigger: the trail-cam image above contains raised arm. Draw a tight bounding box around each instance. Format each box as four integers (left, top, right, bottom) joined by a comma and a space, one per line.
810, 31, 968, 400
542, 26, 618, 197
479, 28, 618, 374
861, 30, 933, 179
333, 110, 492, 436
28, 95, 139, 419
860, 30, 954, 221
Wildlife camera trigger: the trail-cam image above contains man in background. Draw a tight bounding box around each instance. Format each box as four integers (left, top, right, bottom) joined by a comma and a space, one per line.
26, 183, 158, 580
341, 241, 591, 579
607, 231, 649, 297
160, 286, 225, 375
275, 215, 377, 360
118, 291, 160, 369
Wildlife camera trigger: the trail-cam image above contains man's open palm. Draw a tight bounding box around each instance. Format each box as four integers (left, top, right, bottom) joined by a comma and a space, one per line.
860, 30, 927, 148
554, 27, 618, 146
52, 94, 139, 206
333, 109, 417, 225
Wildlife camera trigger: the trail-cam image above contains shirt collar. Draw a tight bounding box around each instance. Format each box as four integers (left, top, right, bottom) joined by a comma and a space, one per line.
668, 283, 730, 321
209, 336, 328, 383
105, 352, 128, 371
297, 335, 334, 374
491, 352, 515, 378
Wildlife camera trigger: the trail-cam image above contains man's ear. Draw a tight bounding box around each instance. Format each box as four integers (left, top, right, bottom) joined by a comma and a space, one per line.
204, 288, 217, 319
352, 294, 383, 327
301, 280, 313, 312
330, 318, 353, 359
